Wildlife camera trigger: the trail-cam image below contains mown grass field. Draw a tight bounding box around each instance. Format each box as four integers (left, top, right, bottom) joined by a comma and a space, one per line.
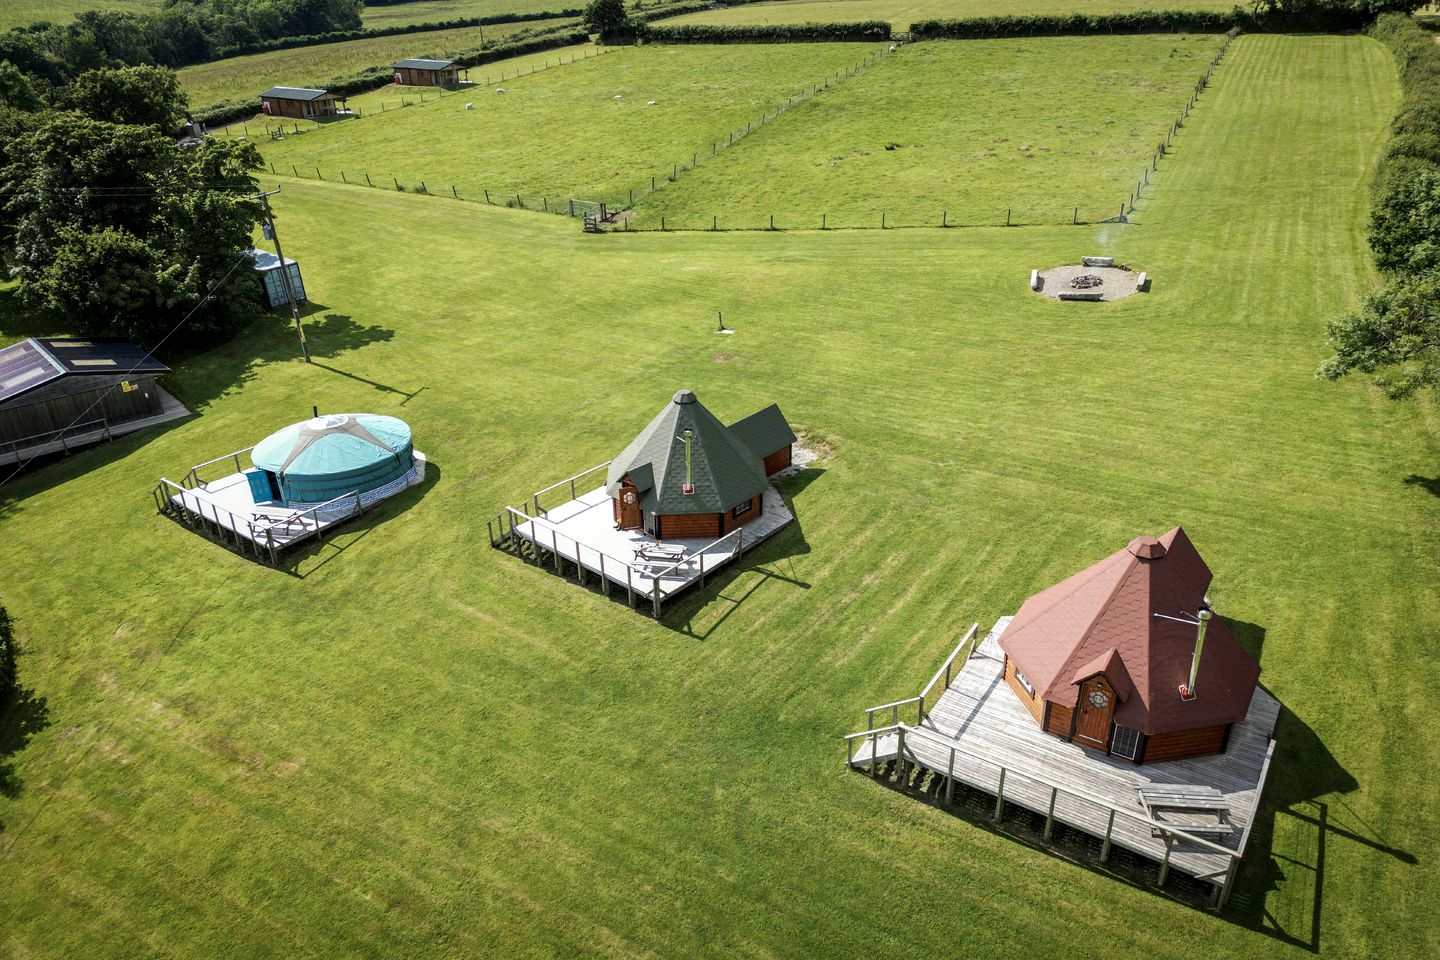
177, 17, 577, 110
1, 31, 1436, 960
0, 0, 159, 30
360, 0, 582, 28
632, 34, 1222, 228
252, 42, 887, 206
657, 0, 1236, 30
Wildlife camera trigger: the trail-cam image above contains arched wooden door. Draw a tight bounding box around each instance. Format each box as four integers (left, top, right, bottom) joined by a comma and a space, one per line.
617, 483, 642, 530
1073, 675, 1116, 751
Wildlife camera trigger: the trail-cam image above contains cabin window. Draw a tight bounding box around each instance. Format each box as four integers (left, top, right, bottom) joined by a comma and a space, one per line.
1014, 669, 1034, 696
732, 501, 750, 519
1111, 724, 1142, 760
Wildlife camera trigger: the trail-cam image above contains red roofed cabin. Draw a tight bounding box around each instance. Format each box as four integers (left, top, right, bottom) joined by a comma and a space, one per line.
260, 87, 339, 119
998, 527, 1261, 765
605, 389, 795, 541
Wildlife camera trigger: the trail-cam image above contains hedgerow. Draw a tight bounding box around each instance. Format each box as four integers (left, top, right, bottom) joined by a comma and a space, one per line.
641, 21, 892, 43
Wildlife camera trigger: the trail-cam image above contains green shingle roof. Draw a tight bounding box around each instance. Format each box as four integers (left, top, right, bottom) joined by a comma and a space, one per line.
605, 390, 788, 515
727, 403, 796, 462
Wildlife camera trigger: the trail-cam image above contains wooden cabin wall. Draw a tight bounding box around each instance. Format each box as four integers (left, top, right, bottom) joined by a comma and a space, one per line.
763, 446, 792, 475
0, 377, 163, 445
721, 495, 762, 533
395, 68, 455, 86
264, 97, 336, 119
1143, 724, 1228, 763
1003, 656, 1045, 725
658, 512, 722, 539
1044, 702, 1074, 738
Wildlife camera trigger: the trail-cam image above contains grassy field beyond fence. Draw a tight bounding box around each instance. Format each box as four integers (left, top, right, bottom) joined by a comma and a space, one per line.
656, 0, 1237, 30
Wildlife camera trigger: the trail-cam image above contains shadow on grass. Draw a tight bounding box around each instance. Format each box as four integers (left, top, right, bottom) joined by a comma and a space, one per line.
1402, 474, 1440, 498
279, 459, 441, 579
0, 688, 51, 829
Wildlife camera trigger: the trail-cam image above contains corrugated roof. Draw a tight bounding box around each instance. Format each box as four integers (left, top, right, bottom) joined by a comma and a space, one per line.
393, 58, 455, 70
605, 390, 782, 515
727, 403, 796, 460
249, 248, 297, 272
998, 527, 1261, 735
0, 337, 168, 405
260, 86, 332, 101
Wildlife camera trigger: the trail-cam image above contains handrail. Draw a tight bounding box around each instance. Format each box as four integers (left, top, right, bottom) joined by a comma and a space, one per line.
887, 722, 1243, 859
529, 459, 612, 501
187, 445, 256, 472
183, 445, 256, 489
919, 623, 981, 711
842, 723, 903, 741
506, 505, 636, 573
864, 696, 923, 715
648, 525, 742, 582
5, 416, 108, 452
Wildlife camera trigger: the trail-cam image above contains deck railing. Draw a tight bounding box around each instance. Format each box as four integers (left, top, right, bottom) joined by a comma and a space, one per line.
2, 417, 110, 461
524, 460, 613, 518
153, 474, 362, 565
181, 446, 256, 490
844, 719, 1267, 907
918, 622, 981, 719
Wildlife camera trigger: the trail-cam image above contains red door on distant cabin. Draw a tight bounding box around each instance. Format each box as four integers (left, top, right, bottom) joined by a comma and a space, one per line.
618, 482, 642, 530
1073, 676, 1116, 751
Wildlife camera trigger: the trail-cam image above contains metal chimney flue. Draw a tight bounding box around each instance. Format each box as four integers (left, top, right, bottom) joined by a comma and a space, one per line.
1180, 604, 1213, 701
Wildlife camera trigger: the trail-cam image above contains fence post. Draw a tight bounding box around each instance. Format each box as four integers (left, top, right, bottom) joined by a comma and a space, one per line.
453, 185, 458, 198
993, 768, 1006, 820
485, 190, 490, 203
291, 164, 298, 177
1073, 206, 1078, 224
365, 173, 372, 187
822, 213, 826, 230
340, 171, 347, 184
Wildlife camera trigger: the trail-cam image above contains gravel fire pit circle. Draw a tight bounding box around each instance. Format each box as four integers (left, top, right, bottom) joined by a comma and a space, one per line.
1034, 263, 1142, 302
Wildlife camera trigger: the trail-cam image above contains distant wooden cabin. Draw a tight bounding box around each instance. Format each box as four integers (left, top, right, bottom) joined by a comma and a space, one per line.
997, 527, 1261, 764
0, 338, 189, 464
392, 58, 459, 86
259, 86, 339, 119
605, 389, 795, 540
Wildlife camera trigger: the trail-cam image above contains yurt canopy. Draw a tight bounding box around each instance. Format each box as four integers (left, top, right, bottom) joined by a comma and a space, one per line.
251, 413, 412, 504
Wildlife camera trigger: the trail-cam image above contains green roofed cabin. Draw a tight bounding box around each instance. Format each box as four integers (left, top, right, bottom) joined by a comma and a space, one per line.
392, 58, 459, 86
605, 389, 795, 540
260, 86, 339, 119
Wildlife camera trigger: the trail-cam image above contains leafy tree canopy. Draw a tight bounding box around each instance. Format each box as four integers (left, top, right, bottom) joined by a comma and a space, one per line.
1369, 167, 1440, 276
0, 113, 266, 346
55, 65, 189, 131
1318, 270, 1440, 400
584, 0, 635, 44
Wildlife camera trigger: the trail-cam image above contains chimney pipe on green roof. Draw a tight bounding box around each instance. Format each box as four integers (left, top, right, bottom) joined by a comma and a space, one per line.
681, 429, 694, 495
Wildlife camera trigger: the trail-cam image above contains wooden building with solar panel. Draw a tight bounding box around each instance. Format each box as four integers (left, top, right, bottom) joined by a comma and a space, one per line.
0, 338, 190, 465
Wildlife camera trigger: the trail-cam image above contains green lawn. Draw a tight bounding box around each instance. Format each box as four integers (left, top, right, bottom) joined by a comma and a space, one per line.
2, 32, 1437, 960
0, 0, 160, 30
361, 0, 583, 28
632, 34, 1222, 228
252, 42, 888, 205
657, 0, 1236, 30
177, 18, 577, 110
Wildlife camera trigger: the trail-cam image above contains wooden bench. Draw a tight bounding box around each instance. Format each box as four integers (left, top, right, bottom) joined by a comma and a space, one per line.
1029, 268, 1040, 291
1136, 271, 1149, 291
1058, 291, 1104, 302
1082, 256, 1115, 267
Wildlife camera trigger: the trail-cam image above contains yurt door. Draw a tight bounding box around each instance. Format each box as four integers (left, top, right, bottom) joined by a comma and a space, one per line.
618, 483, 642, 530
1073, 676, 1116, 751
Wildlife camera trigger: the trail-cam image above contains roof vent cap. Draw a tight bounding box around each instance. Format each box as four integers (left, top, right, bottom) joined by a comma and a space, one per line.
1127, 535, 1166, 560
673, 389, 696, 404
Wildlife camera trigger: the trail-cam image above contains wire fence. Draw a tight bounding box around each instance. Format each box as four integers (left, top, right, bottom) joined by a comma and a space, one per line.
216, 29, 1239, 233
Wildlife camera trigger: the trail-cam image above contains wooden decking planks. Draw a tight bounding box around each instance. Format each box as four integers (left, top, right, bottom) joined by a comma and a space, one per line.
849, 620, 1280, 890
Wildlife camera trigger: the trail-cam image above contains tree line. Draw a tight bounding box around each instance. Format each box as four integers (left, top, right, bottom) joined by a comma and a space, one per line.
1319, 12, 1440, 403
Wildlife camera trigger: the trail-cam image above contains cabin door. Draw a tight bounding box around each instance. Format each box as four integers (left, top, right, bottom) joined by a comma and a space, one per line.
1073, 676, 1116, 751
618, 483, 642, 530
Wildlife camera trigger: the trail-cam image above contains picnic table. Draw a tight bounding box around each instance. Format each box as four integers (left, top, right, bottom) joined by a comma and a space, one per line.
633, 542, 687, 566
1137, 784, 1234, 838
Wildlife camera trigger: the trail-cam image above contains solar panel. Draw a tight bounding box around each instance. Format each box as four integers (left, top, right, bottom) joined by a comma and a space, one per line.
0, 340, 64, 404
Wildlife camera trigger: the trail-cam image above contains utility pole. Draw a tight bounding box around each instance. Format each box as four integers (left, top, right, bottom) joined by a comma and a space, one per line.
253, 187, 310, 363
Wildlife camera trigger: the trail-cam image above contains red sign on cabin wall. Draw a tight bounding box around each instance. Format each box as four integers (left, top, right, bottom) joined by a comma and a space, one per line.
261, 101, 271, 115
394, 72, 403, 84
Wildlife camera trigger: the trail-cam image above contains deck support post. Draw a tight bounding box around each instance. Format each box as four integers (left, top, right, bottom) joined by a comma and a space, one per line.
993, 768, 1006, 820
1101, 809, 1115, 862
895, 727, 907, 788
944, 748, 956, 806
577, 545, 585, 586
1044, 787, 1058, 841
869, 730, 879, 778
1217, 857, 1240, 909
626, 565, 635, 607
552, 530, 561, 572
699, 550, 705, 589
599, 554, 609, 598
1158, 835, 1173, 887
652, 578, 662, 618
846, 737, 855, 766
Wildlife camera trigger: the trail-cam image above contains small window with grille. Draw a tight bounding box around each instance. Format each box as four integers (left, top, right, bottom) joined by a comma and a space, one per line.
1014, 669, 1034, 696
1111, 724, 1142, 760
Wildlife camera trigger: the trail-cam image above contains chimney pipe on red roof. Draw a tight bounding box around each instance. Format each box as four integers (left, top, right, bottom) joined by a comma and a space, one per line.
1180, 604, 1213, 701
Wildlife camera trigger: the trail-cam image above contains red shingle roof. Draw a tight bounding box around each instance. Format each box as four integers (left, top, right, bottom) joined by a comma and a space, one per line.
998, 527, 1260, 735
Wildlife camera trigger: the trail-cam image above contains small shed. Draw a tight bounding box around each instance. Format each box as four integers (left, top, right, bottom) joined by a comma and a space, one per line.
997, 526, 1261, 764
604, 389, 795, 540
249, 248, 307, 310
392, 58, 459, 86
0, 338, 189, 464
259, 86, 339, 119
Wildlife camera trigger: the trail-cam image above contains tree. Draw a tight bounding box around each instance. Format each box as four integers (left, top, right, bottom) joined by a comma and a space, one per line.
584, 0, 636, 44
55, 64, 189, 132
0, 113, 266, 346
0, 599, 13, 707
1369, 168, 1440, 275
1318, 270, 1440, 400
0, 60, 42, 112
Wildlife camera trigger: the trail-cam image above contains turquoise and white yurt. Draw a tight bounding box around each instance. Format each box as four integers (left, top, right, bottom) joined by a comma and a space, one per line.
246, 413, 416, 506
